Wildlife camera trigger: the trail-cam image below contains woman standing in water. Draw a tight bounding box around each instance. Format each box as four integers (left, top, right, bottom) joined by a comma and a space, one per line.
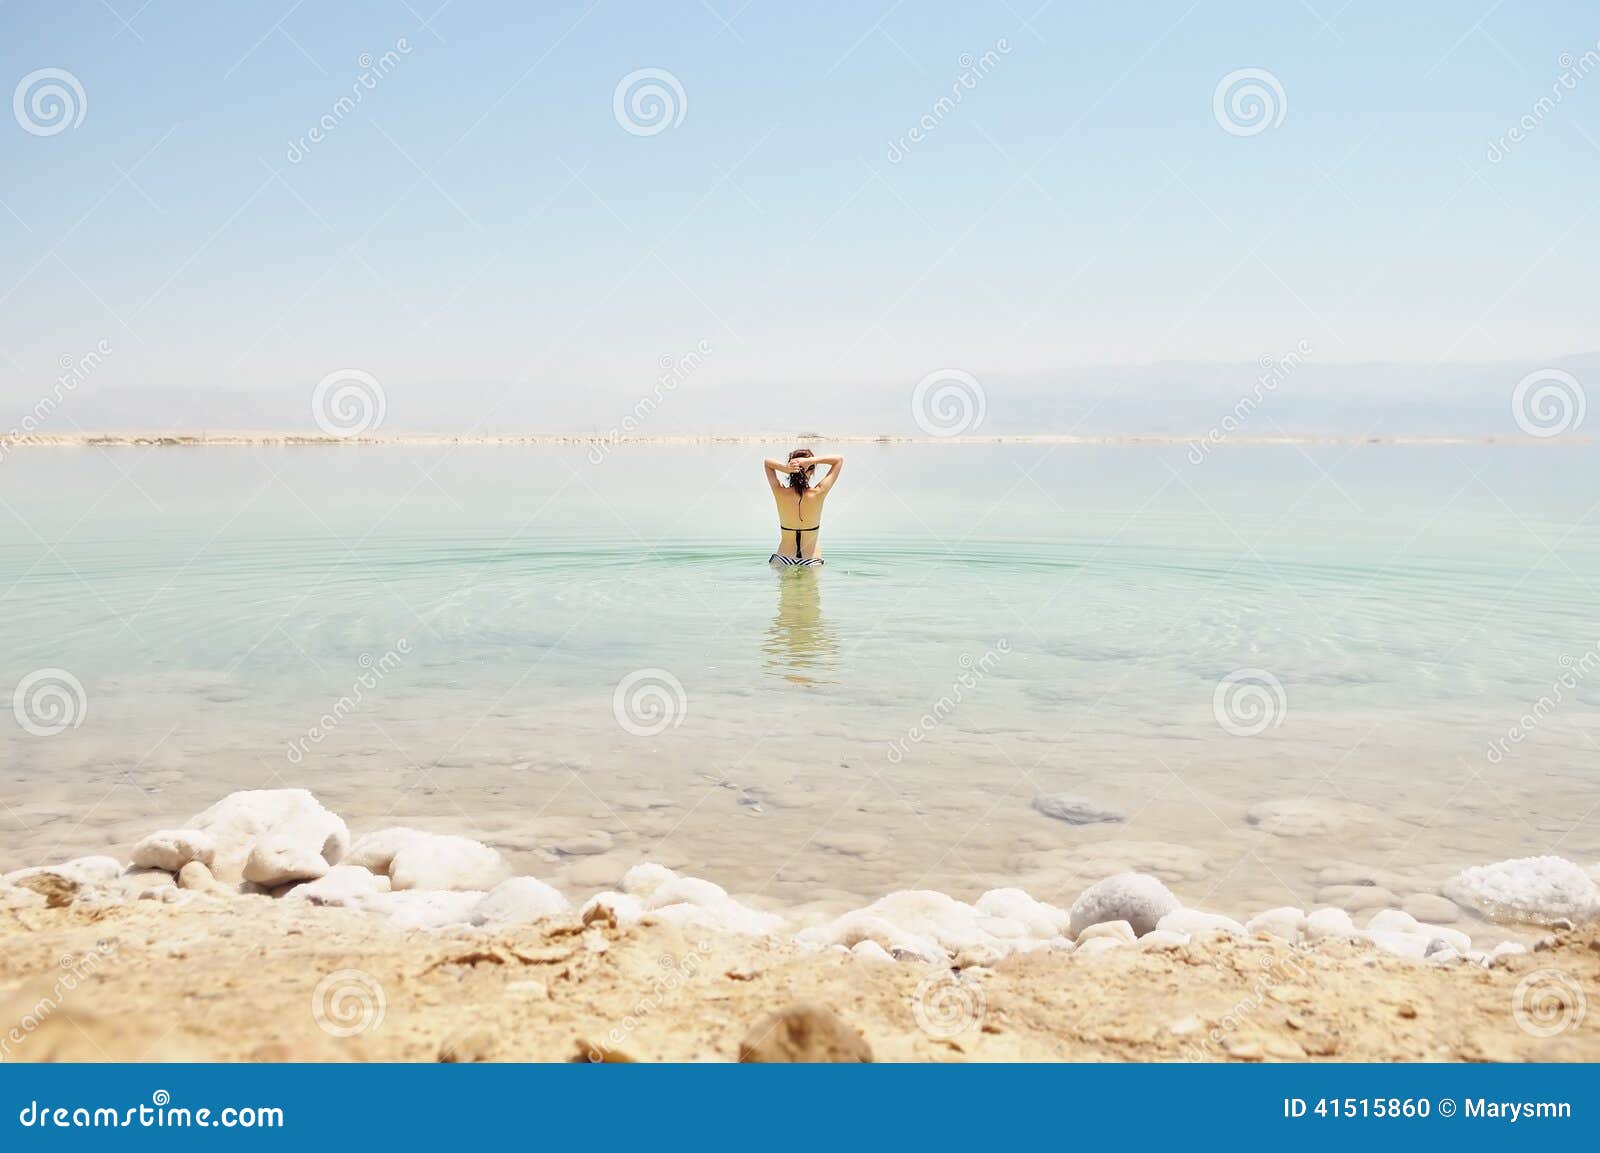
764, 448, 844, 566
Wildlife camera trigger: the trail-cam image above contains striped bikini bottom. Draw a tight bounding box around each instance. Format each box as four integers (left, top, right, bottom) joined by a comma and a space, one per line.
769, 554, 824, 567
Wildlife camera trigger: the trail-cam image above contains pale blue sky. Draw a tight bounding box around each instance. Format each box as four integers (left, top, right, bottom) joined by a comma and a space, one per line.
2, 1, 1598, 431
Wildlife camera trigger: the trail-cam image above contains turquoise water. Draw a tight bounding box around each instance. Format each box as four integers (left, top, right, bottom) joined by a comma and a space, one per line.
2, 444, 1596, 919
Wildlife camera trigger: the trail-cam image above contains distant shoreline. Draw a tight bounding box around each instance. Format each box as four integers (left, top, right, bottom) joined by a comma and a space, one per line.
0, 432, 1588, 448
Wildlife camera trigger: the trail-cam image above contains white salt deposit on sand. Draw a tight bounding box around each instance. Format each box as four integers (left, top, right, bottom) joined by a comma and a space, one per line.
3, 791, 1594, 969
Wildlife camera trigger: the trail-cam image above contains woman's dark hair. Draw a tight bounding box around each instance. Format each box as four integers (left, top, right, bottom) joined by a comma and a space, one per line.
786, 447, 816, 492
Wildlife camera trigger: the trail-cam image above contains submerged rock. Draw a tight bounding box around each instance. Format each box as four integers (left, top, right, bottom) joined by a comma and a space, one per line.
1442, 856, 1600, 927
1068, 872, 1180, 937
1031, 793, 1124, 825
1314, 884, 1399, 913
1400, 893, 1460, 924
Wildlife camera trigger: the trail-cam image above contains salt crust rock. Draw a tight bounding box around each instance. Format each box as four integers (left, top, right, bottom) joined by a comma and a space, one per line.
360, 890, 486, 931
794, 885, 1073, 961
973, 887, 1073, 938
579, 891, 645, 925
0, 884, 46, 910
176, 861, 225, 893
1068, 872, 1179, 937
849, 940, 894, 963
184, 790, 348, 882
129, 829, 216, 872
1031, 794, 1124, 825
470, 877, 571, 927
1303, 907, 1357, 942
1245, 906, 1306, 940
1157, 909, 1245, 937
600, 864, 785, 937
243, 833, 331, 886
282, 865, 391, 906
4, 856, 123, 907
1074, 936, 1127, 956
1363, 930, 1431, 960
1366, 909, 1470, 953
1442, 856, 1600, 926
347, 828, 512, 892
1139, 929, 1191, 950
1077, 920, 1135, 945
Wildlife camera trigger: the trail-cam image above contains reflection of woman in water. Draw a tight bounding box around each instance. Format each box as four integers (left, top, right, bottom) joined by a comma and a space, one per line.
763, 448, 844, 566
763, 556, 839, 683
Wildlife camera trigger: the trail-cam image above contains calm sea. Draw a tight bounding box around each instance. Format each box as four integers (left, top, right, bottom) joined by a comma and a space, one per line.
2, 443, 1595, 924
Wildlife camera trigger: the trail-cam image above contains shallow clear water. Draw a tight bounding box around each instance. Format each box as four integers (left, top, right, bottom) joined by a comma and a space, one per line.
2, 444, 1596, 921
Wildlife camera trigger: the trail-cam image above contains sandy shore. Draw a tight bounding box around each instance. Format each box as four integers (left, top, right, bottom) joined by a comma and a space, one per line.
4, 790, 1595, 1062
2, 897, 1597, 1063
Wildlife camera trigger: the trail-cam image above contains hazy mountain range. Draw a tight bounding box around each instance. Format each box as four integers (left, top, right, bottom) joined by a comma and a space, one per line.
32, 352, 1599, 440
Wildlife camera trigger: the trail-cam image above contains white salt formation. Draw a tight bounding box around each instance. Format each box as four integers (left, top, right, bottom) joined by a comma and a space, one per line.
1443, 856, 1600, 927
1068, 872, 1180, 936
347, 828, 512, 891
6, 790, 1595, 969
178, 789, 348, 882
